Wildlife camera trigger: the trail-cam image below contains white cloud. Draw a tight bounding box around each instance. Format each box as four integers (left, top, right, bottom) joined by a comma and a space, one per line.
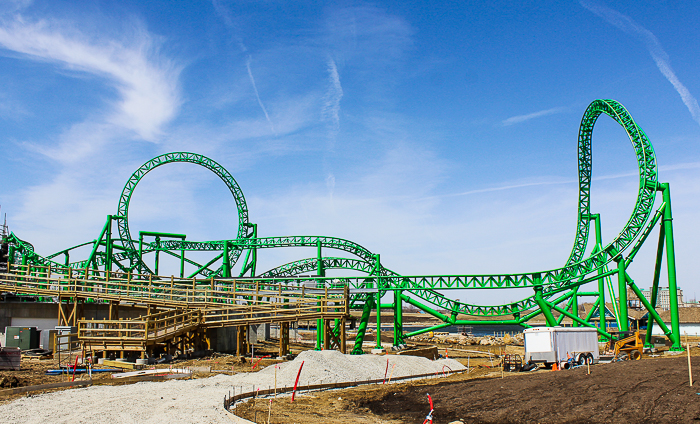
0, 15, 181, 143
244, 55, 275, 135
322, 57, 343, 139
581, 0, 700, 127
502, 107, 566, 126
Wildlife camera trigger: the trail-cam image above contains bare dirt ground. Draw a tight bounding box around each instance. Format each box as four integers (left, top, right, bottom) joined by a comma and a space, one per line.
237, 352, 700, 424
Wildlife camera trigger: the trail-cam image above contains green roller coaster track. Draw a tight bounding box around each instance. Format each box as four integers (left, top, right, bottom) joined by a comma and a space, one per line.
1, 99, 683, 352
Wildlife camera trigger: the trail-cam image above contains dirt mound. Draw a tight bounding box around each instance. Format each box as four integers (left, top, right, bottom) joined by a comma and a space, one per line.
362, 356, 699, 423
0, 376, 19, 388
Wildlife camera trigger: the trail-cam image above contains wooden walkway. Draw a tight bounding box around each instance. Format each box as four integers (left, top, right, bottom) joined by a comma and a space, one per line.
0, 263, 350, 356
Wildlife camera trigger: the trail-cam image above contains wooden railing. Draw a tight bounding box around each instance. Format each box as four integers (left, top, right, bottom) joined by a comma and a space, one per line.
0, 263, 348, 316
78, 309, 203, 344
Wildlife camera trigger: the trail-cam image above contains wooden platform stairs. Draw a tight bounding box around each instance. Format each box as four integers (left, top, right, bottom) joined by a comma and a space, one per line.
0, 263, 350, 359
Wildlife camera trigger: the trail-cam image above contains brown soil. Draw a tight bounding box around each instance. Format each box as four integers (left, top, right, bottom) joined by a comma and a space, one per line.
236, 353, 700, 424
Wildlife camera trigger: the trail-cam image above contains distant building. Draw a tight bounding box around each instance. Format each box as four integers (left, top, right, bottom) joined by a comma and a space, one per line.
627, 287, 684, 311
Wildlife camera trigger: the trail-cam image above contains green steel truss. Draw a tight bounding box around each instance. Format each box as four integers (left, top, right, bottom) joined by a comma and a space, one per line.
2, 100, 683, 351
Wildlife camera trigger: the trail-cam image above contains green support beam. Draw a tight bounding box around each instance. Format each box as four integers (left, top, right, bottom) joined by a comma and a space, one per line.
351, 294, 375, 355
394, 290, 403, 346
617, 258, 629, 332
660, 183, 682, 351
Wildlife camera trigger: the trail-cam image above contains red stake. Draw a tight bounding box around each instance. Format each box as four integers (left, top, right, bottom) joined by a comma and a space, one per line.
422, 393, 434, 424
252, 355, 271, 370
383, 357, 389, 384
291, 360, 305, 402
71, 355, 80, 382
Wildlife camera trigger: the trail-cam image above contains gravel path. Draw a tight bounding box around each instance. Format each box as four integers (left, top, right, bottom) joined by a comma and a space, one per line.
0, 351, 465, 423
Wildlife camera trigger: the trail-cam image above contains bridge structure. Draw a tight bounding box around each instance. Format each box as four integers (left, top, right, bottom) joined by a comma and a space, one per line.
0, 99, 684, 357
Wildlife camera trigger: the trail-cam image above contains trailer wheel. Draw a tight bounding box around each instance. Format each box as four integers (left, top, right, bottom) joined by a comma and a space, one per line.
630, 350, 642, 360
585, 353, 594, 364
577, 354, 586, 366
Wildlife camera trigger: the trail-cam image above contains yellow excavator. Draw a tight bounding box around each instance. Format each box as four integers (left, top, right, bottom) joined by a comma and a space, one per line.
606, 331, 644, 361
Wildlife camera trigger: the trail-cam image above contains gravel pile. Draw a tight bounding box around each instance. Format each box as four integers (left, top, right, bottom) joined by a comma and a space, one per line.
0, 351, 465, 423
233, 350, 465, 392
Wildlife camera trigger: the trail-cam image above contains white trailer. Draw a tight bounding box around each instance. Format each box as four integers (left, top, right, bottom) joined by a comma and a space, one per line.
524, 327, 599, 367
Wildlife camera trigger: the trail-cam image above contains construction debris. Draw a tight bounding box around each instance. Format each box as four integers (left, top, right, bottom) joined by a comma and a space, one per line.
410, 333, 524, 346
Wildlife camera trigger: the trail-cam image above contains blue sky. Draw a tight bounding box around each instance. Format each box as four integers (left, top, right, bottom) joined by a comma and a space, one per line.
1, 0, 699, 304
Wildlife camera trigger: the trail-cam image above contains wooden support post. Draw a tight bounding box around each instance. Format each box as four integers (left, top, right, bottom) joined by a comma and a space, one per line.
58, 297, 67, 327
108, 301, 119, 320
279, 322, 289, 357
340, 317, 347, 354
236, 325, 248, 356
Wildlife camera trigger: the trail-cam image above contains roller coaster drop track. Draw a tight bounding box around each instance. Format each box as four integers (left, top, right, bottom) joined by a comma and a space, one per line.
1, 99, 683, 352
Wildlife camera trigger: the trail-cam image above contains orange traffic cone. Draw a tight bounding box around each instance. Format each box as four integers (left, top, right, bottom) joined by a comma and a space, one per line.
552, 362, 559, 371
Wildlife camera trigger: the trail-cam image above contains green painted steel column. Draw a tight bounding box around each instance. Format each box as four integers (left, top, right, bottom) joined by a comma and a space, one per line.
316, 240, 324, 351
154, 235, 160, 275
597, 265, 607, 336
351, 294, 375, 354
7, 245, 14, 267
105, 215, 113, 273
375, 290, 382, 349
617, 258, 629, 332
138, 233, 144, 275
393, 289, 403, 346
645, 221, 665, 347
222, 241, 231, 278
571, 288, 579, 327
660, 183, 682, 351
533, 274, 557, 326
250, 224, 257, 276
590, 214, 608, 336
180, 248, 185, 278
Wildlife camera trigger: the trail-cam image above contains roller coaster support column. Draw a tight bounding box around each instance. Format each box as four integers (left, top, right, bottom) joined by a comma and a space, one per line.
315, 240, 324, 351
154, 236, 160, 275
86, 216, 112, 272
374, 254, 382, 350
239, 223, 257, 277
571, 288, 579, 327
616, 257, 629, 332
222, 241, 231, 278
7, 245, 14, 267
105, 215, 113, 272
660, 183, 682, 351
351, 294, 375, 354
533, 274, 557, 326
585, 214, 609, 337
645, 219, 666, 348
375, 289, 382, 350
394, 289, 403, 346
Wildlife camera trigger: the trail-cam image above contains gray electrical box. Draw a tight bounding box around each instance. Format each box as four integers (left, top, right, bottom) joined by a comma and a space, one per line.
4, 327, 40, 350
